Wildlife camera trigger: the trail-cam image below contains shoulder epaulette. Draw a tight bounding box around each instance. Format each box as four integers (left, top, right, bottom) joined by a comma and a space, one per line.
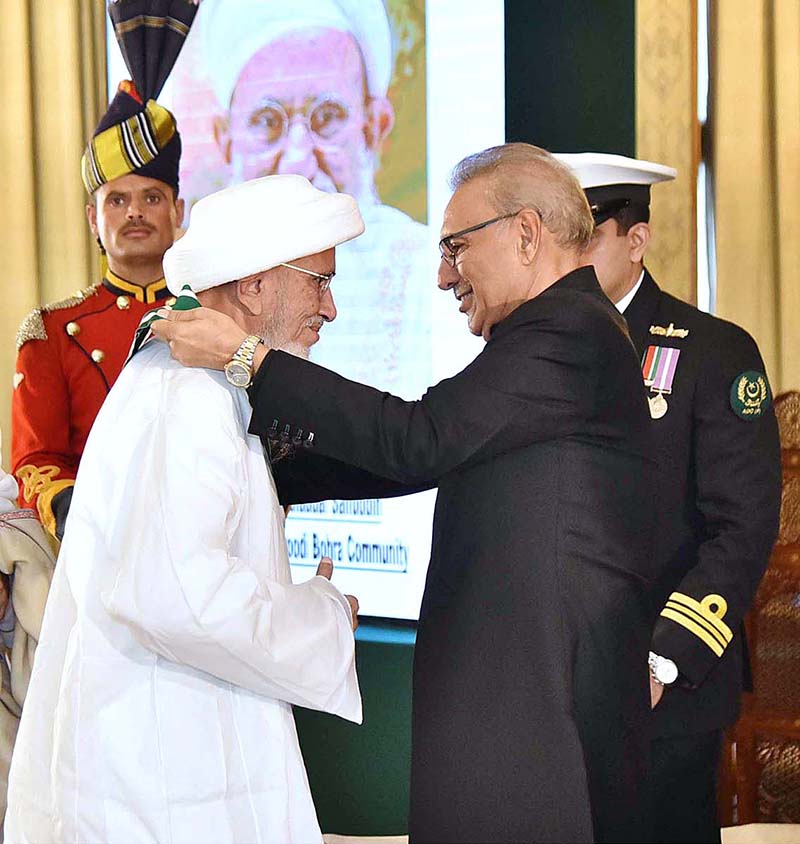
15, 310, 47, 350
15, 284, 102, 350
41, 283, 102, 316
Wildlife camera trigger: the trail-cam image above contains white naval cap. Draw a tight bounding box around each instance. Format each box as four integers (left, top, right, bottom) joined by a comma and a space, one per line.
163, 174, 365, 295
553, 153, 677, 224
200, 0, 393, 109
554, 153, 677, 190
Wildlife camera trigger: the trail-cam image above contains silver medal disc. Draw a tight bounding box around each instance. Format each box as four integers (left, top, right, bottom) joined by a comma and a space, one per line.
649, 393, 668, 419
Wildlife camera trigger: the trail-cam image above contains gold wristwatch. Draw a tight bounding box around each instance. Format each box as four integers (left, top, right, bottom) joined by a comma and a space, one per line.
224, 334, 263, 388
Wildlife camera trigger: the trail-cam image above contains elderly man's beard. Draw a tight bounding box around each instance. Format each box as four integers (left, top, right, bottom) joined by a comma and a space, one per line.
256, 294, 317, 360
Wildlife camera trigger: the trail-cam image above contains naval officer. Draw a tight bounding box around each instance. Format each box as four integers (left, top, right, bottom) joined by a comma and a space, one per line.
557, 152, 782, 844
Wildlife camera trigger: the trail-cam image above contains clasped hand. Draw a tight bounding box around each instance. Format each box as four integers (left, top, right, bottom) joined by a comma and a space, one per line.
316, 556, 359, 632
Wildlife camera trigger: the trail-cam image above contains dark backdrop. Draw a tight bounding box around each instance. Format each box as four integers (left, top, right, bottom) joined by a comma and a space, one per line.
505, 0, 635, 155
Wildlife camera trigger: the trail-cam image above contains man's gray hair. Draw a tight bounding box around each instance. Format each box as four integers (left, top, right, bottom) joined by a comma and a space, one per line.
449, 143, 594, 253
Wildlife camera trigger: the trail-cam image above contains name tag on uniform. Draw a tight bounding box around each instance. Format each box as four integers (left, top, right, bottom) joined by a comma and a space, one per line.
642, 346, 681, 419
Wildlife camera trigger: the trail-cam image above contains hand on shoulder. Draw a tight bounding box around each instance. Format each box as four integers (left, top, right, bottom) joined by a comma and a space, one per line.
151, 307, 247, 370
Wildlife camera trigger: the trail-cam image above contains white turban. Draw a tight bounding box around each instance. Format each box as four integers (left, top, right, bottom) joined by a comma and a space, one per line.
200, 0, 393, 109
163, 174, 365, 294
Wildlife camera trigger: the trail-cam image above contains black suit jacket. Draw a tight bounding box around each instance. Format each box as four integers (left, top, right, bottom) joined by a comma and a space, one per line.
250, 267, 662, 843
251, 268, 662, 842
624, 270, 781, 737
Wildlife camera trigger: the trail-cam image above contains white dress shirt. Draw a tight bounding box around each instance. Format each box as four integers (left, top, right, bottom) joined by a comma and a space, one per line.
615, 270, 645, 314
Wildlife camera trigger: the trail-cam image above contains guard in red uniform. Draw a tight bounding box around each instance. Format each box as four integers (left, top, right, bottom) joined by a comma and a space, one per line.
11, 0, 197, 539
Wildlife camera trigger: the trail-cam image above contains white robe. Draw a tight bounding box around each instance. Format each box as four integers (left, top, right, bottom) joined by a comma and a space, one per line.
4, 341, 361, 844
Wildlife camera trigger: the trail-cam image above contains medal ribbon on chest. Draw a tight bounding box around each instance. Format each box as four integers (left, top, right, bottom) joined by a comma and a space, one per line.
642, 345, 681, 419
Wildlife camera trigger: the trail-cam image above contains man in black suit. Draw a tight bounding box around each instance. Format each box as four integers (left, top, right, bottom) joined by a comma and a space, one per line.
154, 144, 661, 843
557, 153, 782, 843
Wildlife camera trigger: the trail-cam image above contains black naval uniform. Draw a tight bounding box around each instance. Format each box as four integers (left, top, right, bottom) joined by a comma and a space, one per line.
253, 267, 661, 843
622, 270, 782, 842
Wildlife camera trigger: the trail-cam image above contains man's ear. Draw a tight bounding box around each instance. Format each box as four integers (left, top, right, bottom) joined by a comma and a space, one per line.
627, 222, 651, 264
86, 202, 98, 238
174, 197, 186, 229
364, 96, 395, 151
213, 114, 232, 164
517, 209, 542, 265
236, 274, 264, 316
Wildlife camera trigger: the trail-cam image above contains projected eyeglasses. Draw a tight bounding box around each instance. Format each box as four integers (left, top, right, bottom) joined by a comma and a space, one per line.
247, 96, 351, 148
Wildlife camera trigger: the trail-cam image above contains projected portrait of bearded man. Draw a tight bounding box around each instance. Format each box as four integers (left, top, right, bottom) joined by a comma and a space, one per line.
176, 0, 433, 398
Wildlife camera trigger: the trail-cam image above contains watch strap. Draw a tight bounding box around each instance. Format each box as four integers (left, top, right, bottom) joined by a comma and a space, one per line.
232, 334, 263, 369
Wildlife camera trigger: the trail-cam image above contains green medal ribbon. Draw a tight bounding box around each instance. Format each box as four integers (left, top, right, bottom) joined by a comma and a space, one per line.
125, 284, 200, 364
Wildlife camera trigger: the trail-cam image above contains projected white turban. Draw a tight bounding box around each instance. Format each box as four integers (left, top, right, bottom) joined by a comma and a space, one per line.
163, 174, 365, 294
200, 0, 393, 108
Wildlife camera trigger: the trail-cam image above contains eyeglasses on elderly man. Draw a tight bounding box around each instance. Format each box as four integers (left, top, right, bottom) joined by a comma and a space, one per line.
278, 262, 335, 295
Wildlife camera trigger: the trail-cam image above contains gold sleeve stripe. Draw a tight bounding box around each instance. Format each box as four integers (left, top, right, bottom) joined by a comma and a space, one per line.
16, 465, 74, 539
16, 464, 62, 502
663, 601, 729, 651
660, 607, 725, 657
667, 592, 733, 642
36, 479, 75, 539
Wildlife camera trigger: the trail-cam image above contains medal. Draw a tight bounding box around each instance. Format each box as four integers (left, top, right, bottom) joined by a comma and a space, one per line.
642, 346, 681, 420
649, 392, 668, 419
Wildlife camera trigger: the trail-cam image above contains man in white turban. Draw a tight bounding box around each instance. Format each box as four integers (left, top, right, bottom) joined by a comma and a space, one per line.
5, 175, 365, 844
196, 0, 432, 399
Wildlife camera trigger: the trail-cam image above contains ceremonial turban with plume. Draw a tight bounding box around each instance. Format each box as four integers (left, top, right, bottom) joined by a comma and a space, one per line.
81, 0, 199, 194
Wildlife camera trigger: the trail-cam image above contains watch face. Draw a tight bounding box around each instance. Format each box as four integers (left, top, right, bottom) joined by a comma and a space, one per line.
225, 361, 251, 388
656, 659, 679, 685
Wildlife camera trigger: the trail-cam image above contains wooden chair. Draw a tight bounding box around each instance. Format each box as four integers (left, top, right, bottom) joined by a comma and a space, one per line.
720, 391, 800, 824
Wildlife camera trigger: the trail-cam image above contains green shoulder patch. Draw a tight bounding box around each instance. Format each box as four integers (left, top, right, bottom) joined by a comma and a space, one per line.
730, 370, 771, 420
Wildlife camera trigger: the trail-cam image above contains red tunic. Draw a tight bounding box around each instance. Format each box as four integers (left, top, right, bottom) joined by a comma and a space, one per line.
11, 271, 174, 536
